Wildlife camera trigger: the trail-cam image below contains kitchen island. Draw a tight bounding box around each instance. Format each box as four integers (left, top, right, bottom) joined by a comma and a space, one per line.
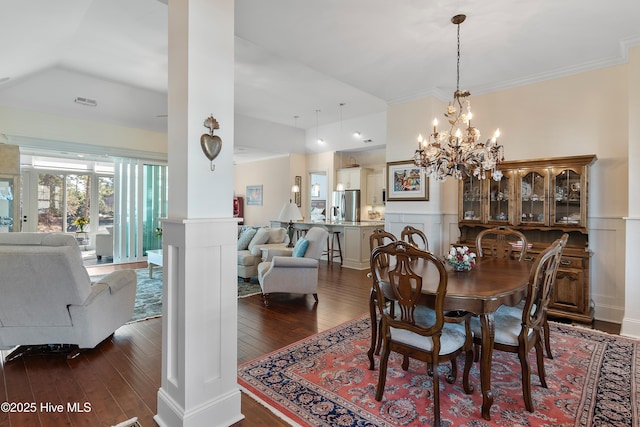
270, 220, 385, 270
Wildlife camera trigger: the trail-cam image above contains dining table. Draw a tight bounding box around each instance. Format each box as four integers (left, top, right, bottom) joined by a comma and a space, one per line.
370, 256, 532, 420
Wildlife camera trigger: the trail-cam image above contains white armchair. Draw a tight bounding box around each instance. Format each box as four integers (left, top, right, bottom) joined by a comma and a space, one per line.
0, 232, 136, 360
95, 225, 114, 260
257, 226, 328, 307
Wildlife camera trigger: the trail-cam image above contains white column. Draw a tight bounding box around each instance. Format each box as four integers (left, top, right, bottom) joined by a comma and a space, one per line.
622, 45, 640, 338
155, 0, 242, 426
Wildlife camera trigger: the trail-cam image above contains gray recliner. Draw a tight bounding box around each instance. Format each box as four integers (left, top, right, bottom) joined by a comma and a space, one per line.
0, 233, 136, 359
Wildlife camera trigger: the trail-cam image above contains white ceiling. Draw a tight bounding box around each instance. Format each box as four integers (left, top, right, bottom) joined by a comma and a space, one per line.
1, 0, 639, 160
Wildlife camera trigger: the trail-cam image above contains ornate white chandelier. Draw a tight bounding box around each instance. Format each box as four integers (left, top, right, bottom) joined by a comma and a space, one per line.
413, 14, 504, 182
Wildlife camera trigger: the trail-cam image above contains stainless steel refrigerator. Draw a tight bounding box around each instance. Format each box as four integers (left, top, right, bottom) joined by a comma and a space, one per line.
331, 190, 360, 222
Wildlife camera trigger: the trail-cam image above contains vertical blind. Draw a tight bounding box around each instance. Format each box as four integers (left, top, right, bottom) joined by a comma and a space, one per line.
113, 158, 168, 263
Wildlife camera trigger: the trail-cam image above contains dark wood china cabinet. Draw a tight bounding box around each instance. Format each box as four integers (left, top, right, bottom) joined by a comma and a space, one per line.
457, 154, 597, 323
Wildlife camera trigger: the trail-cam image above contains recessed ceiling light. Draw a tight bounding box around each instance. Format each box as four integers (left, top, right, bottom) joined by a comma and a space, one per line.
353, 131, 361, 138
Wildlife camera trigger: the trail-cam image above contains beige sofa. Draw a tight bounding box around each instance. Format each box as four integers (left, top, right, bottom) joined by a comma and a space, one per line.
0, 232, 137, 355
237, 226, 288, 281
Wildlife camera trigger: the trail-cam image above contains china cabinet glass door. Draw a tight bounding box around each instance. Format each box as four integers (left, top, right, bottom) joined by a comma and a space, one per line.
487, 171, 512, 224
551, 168, 584, 227
459, 175, 484, 222
517, 170, 548, 225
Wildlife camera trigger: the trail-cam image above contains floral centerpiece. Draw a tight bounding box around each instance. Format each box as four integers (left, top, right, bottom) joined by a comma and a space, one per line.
445, 246, 476, 271
72, 216, 88, 232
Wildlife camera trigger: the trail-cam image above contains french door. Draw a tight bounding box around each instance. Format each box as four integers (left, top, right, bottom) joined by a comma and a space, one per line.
36, 173, 91, 233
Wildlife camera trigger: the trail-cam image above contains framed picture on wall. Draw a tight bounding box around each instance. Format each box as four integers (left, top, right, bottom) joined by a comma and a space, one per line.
246, 185, 263, 205
386, 160, 429, 201
295, 175, 302, 207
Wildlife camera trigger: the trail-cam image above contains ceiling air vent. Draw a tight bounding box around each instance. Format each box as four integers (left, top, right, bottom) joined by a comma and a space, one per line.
74, 97, 97, 107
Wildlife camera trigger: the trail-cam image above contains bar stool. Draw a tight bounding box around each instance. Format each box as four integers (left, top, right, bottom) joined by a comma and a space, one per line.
324, 229, 343, 266
295, 224, 310, 240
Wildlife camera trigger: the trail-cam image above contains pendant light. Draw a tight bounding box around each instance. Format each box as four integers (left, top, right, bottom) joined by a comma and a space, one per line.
291, 115, 301, 194
312, 109, 321, 195
336, 103, 345, 191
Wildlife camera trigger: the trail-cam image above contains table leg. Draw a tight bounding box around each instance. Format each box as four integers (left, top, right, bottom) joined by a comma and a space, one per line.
149, 263, 154, 279
479, 313, 495, 420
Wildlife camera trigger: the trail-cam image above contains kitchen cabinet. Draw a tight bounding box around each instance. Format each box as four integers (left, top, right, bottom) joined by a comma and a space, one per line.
456, 154, 596, 323
337, 167, 368, 190
366, 172, 384, 206
342, 224, 379, 270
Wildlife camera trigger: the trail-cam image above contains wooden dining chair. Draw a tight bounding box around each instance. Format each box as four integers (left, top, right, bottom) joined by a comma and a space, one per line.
371, 241, 474, 426
369, 228, 397, 268
476, 226, 560, 359
467, 234, 567, 412
475, 226, 529, 261
367, 228, 398, 369
400, 225, 429, 250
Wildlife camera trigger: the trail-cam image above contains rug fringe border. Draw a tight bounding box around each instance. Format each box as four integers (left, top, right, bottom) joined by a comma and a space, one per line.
127, 314, 162, 324
550, 320, 640, 342
239, 385, 303, 427
238, 291, 262, 299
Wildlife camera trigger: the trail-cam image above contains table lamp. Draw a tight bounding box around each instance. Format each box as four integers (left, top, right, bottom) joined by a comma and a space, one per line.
278, 200, 303, 247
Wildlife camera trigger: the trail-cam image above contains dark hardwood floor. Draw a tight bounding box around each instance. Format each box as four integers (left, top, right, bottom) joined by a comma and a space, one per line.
0, 261, 620, 427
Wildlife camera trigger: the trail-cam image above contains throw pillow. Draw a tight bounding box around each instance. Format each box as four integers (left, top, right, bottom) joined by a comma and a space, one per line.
248, 227, 270, 251
267, 227, 287, 244
292, 238, 309, 258
237, 227, 257, 250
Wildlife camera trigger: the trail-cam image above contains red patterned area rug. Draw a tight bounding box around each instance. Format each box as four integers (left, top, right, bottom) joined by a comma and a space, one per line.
238, 315, 640, 427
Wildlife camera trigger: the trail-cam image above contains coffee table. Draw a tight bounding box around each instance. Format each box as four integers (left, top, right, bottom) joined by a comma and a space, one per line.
147, 249, 163, 278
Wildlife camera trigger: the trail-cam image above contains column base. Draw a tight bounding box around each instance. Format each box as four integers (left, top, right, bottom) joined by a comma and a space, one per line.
155, 388, 244, 427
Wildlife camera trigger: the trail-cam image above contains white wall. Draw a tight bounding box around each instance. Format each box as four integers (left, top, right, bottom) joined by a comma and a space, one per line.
622, 46, 640, 337
234, 155, 292, 226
